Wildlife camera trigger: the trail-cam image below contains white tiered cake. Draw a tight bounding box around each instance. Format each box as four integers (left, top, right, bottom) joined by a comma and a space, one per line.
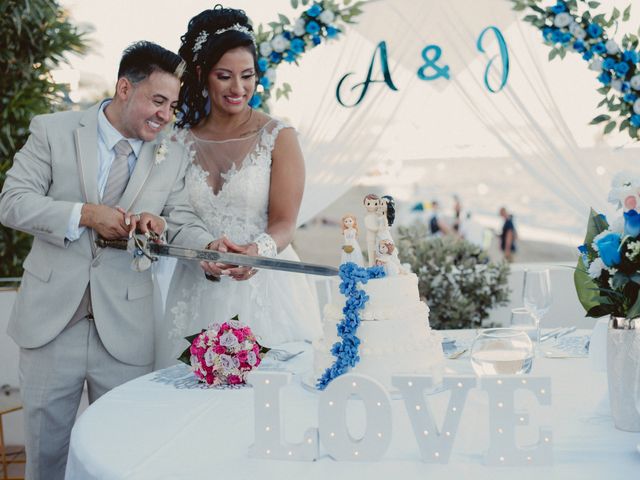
313, 273, 444, 389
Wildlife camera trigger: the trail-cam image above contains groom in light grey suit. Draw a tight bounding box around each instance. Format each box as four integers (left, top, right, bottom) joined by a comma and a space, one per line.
0, 42, 217, 479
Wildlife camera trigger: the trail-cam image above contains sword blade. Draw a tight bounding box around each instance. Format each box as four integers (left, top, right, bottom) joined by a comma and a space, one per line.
149, 243, 339, 277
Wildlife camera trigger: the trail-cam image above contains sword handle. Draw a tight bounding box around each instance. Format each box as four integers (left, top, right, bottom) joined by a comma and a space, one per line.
96, 238, 129, 250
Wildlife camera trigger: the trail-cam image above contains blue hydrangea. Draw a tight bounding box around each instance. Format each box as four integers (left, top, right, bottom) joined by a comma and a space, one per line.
326, 25, 339, 38
259, 76, 270, 88
624, 92, 637, 103
316, 262, 386, 390
573, 40, 587, 53
631, 114, 640, 127
591, 42, 606, 55
603, 58, 616, 70
290, 38, 305, 54
561, 32, 572, 44
550, 1, 567, 14
583, 50, 594, 61
269, 51, 282, 63
306, 4, 322, 17
587, 23, 603, 38
283, 50, 297, 63
248, 94, 262, 108
551, 29, 564, 43
598, 71, 612, 85
615, 61, 630, 76
257, 57, 268, 72
623, 50, 639, 64
306, 20, 320, 35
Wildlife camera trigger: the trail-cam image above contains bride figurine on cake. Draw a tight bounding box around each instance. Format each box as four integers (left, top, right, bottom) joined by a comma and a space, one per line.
340, 214, 364, 266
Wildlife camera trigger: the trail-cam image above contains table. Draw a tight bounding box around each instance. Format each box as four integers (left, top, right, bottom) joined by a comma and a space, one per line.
66, 331, 640, 480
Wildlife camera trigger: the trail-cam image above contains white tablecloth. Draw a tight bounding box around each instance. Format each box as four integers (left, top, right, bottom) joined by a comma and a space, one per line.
66, 331, 640, 480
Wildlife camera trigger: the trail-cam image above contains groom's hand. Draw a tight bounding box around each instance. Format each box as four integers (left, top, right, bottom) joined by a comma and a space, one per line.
80, 204, 129, 239
117, 208, 165, 238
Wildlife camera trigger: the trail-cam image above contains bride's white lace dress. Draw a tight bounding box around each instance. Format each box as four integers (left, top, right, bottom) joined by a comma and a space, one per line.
154, 118, 322, 368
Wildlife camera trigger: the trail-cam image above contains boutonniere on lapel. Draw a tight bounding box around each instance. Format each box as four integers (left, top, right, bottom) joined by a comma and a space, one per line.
155, 138, 168, 166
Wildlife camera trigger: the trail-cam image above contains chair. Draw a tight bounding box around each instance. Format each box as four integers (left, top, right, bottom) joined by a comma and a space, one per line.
0, 386, 25, 480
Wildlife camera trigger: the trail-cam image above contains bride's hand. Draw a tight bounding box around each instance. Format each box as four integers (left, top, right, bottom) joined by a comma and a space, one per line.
225, 242, 259, 281
200, 237, 258, 281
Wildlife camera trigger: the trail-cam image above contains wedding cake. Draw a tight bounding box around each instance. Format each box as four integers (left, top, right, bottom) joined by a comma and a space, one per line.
313, 193, 444, 390
313, 272, 444, 389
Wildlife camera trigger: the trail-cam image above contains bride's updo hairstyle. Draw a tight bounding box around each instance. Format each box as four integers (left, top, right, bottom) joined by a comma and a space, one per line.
177, 4, 258, 128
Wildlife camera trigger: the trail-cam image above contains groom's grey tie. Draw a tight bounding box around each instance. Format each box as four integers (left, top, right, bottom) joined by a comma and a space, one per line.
102, 139, 133, 206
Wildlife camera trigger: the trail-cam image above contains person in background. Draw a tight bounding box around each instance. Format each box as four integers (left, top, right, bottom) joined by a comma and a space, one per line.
499, 206, 517, 262
452, 194, 462, 233
429, 200, 451, 236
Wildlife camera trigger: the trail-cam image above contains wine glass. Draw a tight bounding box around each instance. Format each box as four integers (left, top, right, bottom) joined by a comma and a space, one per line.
510, 307, 539, 343
470, 328, 534, 376
523, 269, 552, 331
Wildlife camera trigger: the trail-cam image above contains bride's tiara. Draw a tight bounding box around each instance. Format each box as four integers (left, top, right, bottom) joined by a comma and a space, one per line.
192, 23, 256, 57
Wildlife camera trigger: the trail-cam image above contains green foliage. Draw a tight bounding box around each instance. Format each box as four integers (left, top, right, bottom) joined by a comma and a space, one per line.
397, 225, 511, 329
0, 0, 87, 278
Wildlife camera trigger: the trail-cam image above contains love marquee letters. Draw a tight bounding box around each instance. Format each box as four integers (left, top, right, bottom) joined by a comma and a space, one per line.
248, 372, 552, 466
336, 26, 510, 107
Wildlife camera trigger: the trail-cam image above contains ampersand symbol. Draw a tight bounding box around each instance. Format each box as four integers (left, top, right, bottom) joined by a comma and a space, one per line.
417, 45, 450, 81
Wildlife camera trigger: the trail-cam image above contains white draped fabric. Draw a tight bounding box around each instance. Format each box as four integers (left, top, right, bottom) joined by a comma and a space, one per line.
271, 0, 639, 231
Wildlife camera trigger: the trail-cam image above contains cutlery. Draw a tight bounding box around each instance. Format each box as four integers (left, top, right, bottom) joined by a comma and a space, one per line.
268, 349, 305, 362
447, 348, 468, 360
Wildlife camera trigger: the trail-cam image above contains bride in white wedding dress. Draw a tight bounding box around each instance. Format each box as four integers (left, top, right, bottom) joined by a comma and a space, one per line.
154, 6, 322, 368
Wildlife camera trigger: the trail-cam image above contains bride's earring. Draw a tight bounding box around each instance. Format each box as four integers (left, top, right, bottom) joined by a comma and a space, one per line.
202, 88, 208, 98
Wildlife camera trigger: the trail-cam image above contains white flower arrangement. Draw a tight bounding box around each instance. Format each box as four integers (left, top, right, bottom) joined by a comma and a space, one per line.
250, 0, 364, 111
155, 139, 168, 165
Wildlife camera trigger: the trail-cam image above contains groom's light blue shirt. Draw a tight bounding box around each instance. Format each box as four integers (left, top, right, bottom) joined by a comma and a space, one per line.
65, 100, 143, 241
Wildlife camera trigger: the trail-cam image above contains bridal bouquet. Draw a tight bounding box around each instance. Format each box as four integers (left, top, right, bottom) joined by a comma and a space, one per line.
575, 172, 640, 318
178, 316, 269, 386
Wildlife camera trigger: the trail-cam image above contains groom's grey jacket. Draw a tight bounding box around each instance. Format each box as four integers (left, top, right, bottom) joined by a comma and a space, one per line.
0, 102, 214, 365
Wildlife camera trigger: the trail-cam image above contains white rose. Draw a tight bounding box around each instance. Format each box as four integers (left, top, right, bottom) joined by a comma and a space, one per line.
610, 216, 625, 234
569, 21, 581, 34
573, 27, 587, 39
265, 67, 277, 83
319, 10, 336, 24
247, 351, 257, 366
589, 59, 603, 71
228, 319, 242, 329
219, 354, 234, 372
633, 98, 640, 115
611, 79, 623, 92
204, 348, 215, 367
630, 74, 640, 90
554, 12, 572, 28
605, 39, 620, 55
259, 41, 272, 57
271, 34, 289, 53
293, 18, 306, 36
588, 258, 605, 279
219, 331, 239, 348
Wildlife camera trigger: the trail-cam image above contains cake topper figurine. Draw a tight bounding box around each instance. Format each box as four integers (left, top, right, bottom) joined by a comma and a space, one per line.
363, 194, 380, 266
375, 195, 407, 276
340, 214, 364, 266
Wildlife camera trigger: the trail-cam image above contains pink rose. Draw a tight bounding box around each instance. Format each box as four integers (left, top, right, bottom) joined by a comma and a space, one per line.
214, 345, 226, 355
237, 350, 249, 363
227, 375, 243, 385
233, 329, 246, 343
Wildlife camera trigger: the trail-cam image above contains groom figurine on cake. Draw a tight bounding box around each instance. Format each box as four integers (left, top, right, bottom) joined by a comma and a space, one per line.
0, 42, 223, 479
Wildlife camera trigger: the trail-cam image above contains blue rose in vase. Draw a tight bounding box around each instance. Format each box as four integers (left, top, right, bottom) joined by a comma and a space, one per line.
624, 210, 640, 238
595, 232, 622, 267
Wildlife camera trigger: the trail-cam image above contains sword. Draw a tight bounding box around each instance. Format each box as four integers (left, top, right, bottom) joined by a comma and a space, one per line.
96, 236, 339, 277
